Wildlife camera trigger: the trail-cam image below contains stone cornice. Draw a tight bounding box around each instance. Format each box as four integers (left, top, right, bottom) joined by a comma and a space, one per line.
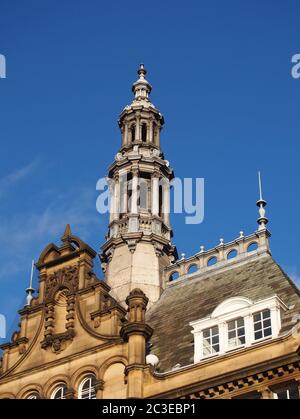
120, 322, 153, 342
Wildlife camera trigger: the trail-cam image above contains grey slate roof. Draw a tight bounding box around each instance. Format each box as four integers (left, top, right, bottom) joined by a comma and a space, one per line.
146, 253, 300, 372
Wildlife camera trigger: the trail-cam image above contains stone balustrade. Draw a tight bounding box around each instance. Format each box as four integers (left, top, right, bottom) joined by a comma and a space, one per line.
164, 229, 271, 283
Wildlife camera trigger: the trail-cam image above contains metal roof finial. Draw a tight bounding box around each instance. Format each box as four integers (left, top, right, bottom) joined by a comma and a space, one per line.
25, 260, 35, 307
257, 172, 268, 230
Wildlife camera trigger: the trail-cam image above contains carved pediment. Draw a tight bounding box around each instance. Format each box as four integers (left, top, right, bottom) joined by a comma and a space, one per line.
45, 266, 79, 302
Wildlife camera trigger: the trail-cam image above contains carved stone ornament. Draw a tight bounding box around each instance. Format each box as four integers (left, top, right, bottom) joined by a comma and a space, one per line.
41, 329, 75, 354
45, 265, 79, 302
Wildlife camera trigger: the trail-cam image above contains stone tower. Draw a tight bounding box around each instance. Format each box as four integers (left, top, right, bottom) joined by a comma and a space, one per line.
101, 64, 177, 307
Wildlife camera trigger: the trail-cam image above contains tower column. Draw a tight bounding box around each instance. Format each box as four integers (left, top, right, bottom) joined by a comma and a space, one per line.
131, 169, 139, 215
124, 123, 129, 146
152, 173, 159, 217
109, 178, 115, 224
162, 178, 170, 226
135, 115, 140, 142
121, 289, 153, 399
149, 120, 154, 143
113, 174, 120, 221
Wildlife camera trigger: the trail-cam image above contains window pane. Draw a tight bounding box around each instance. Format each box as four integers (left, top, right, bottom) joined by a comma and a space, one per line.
212, 336, 219, 345
254, 322, 261, 331
212, 326, 219, 336
289, 388, 300, 399
203, 330, 210, 338
264, 327, 272, 337
255, 331, 263, 340
228, 331, 235, 339
263, 310, 271, 319
228, 320, 235, 330
263, 319, 271, 328
237, 318, 244, 328
253, 313, 261, 323
238, 336, 246, 345
212, 344, 219, 353
276, 390, 288, 399
238, 327, 245, 337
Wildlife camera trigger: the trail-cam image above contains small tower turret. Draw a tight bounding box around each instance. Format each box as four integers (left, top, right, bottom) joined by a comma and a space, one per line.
101, 65, 177, 307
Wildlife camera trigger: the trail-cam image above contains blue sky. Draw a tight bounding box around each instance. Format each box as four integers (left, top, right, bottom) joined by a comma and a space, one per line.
0, 0, 300, 343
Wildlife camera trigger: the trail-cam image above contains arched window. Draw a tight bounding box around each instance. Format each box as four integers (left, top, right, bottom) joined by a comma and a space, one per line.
141, 123, 147, 142
26, 392, 40, 399
207, 257, 218, 267
247, 242, 258, 252
227, 249, 238, 260
131, 125, 136, 142
169, 271, 180, 282
78, 375, 97, 399
188, 264, 198, 274
51, 385, 67, 399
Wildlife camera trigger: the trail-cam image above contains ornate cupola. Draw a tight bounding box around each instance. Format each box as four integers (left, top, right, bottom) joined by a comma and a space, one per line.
101, 64, 178, 307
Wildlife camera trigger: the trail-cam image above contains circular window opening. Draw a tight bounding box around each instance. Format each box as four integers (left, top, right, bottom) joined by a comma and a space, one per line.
188, 264, 198, 274
207, 257, 218, 267
247, 242, 258, 252
227, 249, 238, 260
169, 271, 180, 282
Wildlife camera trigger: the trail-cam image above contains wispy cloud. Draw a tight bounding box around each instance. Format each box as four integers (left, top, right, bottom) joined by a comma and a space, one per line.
0, 185, 104, 282
0, 164, 105, 330
0, 159, 39, 199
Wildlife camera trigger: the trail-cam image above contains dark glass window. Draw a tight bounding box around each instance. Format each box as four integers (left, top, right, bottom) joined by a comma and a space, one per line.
141, 123, 147, 142
275, 384, 299, 399
131, 125, 136, 142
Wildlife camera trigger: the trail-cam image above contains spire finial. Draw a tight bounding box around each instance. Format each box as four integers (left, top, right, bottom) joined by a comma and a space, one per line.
25, 260, 35, 307
132, 63, 152, 101
138, 63, 147, 78
61, 224, 72, 242
256, 172, 268, 230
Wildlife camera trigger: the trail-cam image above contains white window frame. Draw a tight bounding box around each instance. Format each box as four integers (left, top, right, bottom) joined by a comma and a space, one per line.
227, 317, 246, 350
51, 385, 67, 399
78, 375, 97, 400
190, 295, 287, 363
26, 392, 40, 399
202, 326, 220, 358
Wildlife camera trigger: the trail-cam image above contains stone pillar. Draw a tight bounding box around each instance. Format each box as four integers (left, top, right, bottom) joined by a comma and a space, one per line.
121, 289, 153, 399
109, 178, 115, 224
95, 379, 104, 399
131, 170, 139, 215
113, 174, 120, 221
149, 120, 153, 143
135, 115, 140, 142
65, 388, 76, 400
152, 173, 159, 217
120, 172, 128, 216
162, 178, 170, 226
124, 123, 128, 146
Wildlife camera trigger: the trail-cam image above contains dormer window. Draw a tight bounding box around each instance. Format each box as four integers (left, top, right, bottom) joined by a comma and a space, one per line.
253, 309, 272, 341
190, 296, 287, 363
